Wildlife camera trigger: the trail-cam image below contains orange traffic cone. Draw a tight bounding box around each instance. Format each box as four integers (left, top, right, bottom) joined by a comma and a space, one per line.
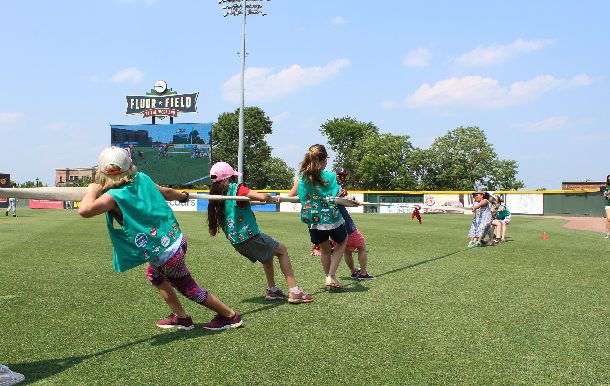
542, 231, 547, 241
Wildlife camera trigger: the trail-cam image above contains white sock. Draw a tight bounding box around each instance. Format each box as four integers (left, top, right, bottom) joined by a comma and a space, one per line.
267, 286, 280, 292
289, 286, 300, 294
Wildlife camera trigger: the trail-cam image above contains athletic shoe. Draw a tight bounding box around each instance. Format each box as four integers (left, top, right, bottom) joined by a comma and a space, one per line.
4, 212, 7, 217
310, 245, 321, 256
156, 313, 194, 330
467, 241, 475, 247
358, 272, 376, 280
265, 288, 288, 301
350, 268, 362, 279
605, 233, 610, 239
288, 289, 313, 304
203, 312, 243, 331
0, 364, 25, 386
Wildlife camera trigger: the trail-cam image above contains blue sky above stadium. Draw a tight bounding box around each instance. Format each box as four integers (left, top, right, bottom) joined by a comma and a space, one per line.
1, 0, 608, 189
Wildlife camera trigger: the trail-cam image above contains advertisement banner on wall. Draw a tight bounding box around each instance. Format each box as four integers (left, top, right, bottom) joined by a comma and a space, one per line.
29, 200, 64, 209
167, 199, 198, 212
195, 193, 278, 212
0, 173, 9, 208
422, 193, 470, 214
379, 202, 423, 214
505, 193, 543, 215
279, 193, 364, 214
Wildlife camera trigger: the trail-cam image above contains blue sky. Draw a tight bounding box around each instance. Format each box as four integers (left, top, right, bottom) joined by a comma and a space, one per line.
1, 0, 608, 189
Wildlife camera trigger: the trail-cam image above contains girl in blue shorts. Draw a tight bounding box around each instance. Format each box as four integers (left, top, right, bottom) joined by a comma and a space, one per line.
288, 144, 348, 289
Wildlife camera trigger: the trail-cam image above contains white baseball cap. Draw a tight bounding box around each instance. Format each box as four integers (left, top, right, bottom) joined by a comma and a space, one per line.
98, 146, 132, 175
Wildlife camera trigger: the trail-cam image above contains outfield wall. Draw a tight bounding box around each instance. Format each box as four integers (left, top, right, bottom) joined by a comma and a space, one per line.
21, 189, 605, 217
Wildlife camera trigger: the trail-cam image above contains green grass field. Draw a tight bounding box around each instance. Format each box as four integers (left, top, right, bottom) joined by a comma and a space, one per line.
132, 147, 210, 186
1, 209, 609, 385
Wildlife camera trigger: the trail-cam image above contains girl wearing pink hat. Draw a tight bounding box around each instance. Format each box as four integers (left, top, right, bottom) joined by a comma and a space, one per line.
207, 161, 313, 304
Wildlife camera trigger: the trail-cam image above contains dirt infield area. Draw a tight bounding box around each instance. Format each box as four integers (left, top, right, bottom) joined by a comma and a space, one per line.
545, 216, 607, 233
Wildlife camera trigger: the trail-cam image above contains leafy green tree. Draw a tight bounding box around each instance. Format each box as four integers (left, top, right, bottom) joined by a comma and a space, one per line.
356, 134, 417, 190
420, 126, 523, 190
212, 106, 293, 189
320, 116, 379, 189
261, 157, 295, 190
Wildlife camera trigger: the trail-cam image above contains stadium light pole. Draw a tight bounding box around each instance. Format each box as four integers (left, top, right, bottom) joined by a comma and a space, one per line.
220, 0, 269, 183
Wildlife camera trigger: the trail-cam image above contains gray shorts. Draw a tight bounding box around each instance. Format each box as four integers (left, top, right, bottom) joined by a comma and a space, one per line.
232, 232, 279, 264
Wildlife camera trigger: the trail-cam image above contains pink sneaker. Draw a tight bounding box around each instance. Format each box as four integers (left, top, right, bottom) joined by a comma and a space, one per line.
156, 314, 194, 330
203, 312, 243, 331
288, 289, 313, 304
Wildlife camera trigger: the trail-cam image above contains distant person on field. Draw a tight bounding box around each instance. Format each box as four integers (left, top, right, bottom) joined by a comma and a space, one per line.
288, 144, 348, 290
491, 194, 511, 243
207, 161, 313, 304
467, 190, 492, 247
604, 174, 610, 239
78, 147, 242, 331
5, 184, 17, 218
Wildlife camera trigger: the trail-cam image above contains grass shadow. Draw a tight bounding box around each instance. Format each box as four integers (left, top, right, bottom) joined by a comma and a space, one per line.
375, 249, 465, 279
12, 329, 220, 384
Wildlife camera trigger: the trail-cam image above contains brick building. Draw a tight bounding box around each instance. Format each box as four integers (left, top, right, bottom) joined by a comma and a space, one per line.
55, 168, 96, 187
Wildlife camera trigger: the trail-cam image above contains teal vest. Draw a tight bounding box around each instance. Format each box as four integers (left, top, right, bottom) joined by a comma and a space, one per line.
297, 170, 342, 225
224, 183, 260, 244
105, 173, 182, 272
497, 205, 511, 220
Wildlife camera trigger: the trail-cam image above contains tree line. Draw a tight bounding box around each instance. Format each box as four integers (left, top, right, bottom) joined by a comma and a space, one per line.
211, 107, 524, 191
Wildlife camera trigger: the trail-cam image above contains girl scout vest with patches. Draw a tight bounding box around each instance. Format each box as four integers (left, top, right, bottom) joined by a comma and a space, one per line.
297, 170, 342, 225
497, 205, 511, 220
105, 172, 182, 272
224, 183, 260, 244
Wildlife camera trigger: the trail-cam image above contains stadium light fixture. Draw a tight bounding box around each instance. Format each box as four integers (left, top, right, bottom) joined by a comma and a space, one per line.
219, 0, 270, 183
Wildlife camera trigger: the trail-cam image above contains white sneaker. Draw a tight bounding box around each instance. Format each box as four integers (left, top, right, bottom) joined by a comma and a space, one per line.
605, 233, 610, 239
0, 364, 25, 386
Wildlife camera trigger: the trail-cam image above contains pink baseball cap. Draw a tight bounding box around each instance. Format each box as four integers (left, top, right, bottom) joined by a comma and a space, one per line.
98, 146, 132, 175
210, 161, 242, 182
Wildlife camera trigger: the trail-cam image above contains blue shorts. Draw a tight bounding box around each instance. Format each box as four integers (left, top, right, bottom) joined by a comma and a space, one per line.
309, 224, 347, 244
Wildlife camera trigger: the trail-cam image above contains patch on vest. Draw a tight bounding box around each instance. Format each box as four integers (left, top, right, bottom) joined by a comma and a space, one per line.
161, 236, 170, 247
135, 233, 148, 248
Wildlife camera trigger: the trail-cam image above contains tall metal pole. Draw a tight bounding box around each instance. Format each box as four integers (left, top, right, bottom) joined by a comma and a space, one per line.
237, 0, 246, 184
221, 0, 269, 184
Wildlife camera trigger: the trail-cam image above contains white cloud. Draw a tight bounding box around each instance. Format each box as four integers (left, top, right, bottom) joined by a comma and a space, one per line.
111, 67, 144, 84
0, 112, 25, 126
455, 38, 553, 67
406, 74, 590, 109
567, 73, 592, 87
116, 0, 159, 5
331, 16, 346, 24
380, 100, 398, 109
271, 111, 290, 123
403, 48, 432, 68
511, 115, 569, 133
221, 59, 351, 102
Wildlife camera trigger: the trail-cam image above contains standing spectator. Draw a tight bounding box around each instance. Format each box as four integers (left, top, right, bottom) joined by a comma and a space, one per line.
5, 184, 17, 217
604, 174, 610, 239
467, 191, 492, 247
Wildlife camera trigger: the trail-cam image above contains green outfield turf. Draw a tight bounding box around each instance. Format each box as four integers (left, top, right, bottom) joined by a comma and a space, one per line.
1, 209, 609, 385
131, 146, 211, 186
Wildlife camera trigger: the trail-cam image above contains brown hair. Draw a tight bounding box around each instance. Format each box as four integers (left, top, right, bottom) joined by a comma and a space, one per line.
206, 177, 233, 236
298, 144, 328, 186
96, 165, 138, 192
